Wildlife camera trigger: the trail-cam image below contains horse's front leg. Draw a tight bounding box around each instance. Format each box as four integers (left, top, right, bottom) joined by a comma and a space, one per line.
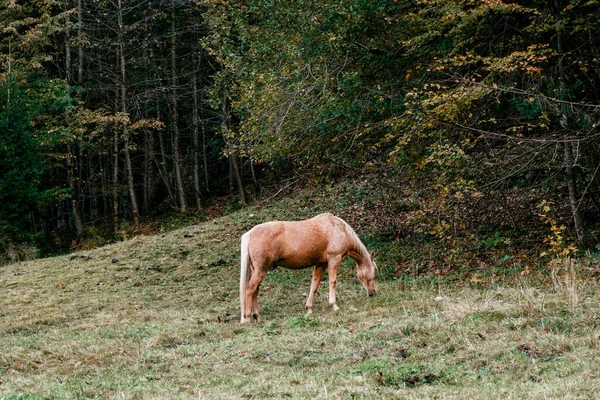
327, 256, 342, 311
306, 264, 326, 314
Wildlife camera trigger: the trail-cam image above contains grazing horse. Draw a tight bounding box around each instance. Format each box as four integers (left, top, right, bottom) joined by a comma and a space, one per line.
239, 213, 377, 324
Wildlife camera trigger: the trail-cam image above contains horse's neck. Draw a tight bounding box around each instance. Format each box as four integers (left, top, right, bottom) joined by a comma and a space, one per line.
338, 217, 369, 263
347, 233, 369, 264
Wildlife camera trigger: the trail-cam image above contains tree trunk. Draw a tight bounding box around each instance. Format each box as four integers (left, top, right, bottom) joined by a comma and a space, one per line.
222, 92, 246, 205
65, 7, 84, 242
65, 9, 71, 84
143, 126, 155, 215
171, 0, 187, 213
229, 157, 234, 193
564, 142, 584, 242
145, 10, 176, 208
113, 126, 120, 236
142, 1, 154, 215
202, 114, 209, 192
100, 154, 108, 221
157, 111, 176, 206
7, 38, 11, 105
77, 0, 83, 84
192, 44, 202, 209
123, 128, 139, 225
556, 3, 584, 243
89, 155, 98, 224
67, 146, 84, 242
118, 0, 140, 225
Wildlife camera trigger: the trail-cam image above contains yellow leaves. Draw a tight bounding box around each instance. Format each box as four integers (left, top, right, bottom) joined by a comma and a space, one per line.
478, 44, 551, 75
538, 201, 578, 259
129, 119, 165, 131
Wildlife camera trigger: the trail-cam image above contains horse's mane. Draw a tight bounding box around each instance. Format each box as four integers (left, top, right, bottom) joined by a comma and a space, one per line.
335, 216, 369, 262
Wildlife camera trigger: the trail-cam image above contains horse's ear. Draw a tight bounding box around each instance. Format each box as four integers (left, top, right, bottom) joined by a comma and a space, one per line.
370, 250, 375, 260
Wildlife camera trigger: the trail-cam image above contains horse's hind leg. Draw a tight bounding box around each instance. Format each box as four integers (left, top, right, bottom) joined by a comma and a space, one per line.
306, 264, 326, 314
245, 267, 267, 322
251, 279, 263, 321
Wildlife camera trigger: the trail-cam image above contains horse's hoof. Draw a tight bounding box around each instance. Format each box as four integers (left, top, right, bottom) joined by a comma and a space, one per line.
240, 318, 251, 325
331, 303, 340, 312
306, 307, 313, 315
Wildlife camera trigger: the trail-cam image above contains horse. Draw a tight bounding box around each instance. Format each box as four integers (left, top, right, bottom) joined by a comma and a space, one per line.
239, 213, 377, 324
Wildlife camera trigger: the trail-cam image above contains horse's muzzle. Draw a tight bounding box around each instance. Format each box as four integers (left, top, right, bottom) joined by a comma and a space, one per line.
368, 289, 377, 297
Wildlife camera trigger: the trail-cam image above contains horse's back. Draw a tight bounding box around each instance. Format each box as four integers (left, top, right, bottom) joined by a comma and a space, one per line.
247, 214, 348, 269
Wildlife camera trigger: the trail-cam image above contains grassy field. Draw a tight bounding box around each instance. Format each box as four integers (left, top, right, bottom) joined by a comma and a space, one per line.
2, 196, 600, 399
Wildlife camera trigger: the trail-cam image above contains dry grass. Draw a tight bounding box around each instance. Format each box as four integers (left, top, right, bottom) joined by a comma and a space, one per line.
1, 199, 600, 399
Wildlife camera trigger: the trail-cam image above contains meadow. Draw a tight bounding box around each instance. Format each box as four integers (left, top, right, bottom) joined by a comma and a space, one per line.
1, 194, 600, 399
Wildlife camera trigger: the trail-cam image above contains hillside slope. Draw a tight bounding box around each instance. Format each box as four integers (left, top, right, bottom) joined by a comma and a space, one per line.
1, 197, 600, 399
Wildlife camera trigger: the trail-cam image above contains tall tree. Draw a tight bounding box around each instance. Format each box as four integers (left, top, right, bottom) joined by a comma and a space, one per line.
65, 3, 85, 241
117, 0, 140, 226
171, 0, 187, 213
222, 91, 246, 205
192, 42, 202, 209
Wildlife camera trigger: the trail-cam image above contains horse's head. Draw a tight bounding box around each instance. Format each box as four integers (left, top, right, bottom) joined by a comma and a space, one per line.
357, 250, 377, 297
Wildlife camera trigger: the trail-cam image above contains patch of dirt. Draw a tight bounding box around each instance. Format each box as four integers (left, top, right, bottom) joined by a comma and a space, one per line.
517, 343, 545, 359
394, 348, 409, 360
404, 373, 438, 387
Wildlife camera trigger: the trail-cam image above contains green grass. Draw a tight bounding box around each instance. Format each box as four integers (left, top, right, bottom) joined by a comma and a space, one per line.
1, 197, 600, 399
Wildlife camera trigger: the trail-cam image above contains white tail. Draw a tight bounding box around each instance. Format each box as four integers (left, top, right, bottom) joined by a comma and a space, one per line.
239, 231, 252, 322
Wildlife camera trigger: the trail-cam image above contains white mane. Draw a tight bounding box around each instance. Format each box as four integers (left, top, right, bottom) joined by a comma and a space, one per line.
336, 216, 369, 261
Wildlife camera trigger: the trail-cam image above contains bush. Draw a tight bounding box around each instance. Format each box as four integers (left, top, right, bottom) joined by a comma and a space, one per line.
0, 231, 38, 266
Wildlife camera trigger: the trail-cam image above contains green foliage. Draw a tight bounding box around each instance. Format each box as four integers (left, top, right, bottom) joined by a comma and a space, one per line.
0, 0, 600, 252
205, 0, 408, 166
0, 0, 64, 79
203, 0, 600, 245
0, 81, 45, 238
0, 77, 73, 244
475, 232, 511, 251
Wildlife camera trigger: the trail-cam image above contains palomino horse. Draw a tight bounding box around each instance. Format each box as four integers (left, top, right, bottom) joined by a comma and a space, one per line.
239, 213, 377, 324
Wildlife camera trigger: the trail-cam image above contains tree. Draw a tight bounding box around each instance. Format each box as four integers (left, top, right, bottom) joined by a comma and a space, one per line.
205, 0, 600, 243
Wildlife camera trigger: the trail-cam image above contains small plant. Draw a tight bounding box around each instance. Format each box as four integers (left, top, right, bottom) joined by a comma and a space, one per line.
552, 256, 580, 312
537, 200, 578, 259
475, 232, 511, 250
537, 201, 581, 311
225, 198, 242, 215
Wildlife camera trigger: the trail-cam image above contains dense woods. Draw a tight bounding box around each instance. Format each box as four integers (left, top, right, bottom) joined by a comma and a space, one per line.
2, 0, 600, 260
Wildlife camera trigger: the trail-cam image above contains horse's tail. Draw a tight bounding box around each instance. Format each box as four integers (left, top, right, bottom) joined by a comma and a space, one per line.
239, 230, 252, 323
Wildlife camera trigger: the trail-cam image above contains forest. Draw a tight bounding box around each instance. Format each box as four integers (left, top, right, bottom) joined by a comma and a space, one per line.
3, 1, 600, 398
2, 0, 600, 261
